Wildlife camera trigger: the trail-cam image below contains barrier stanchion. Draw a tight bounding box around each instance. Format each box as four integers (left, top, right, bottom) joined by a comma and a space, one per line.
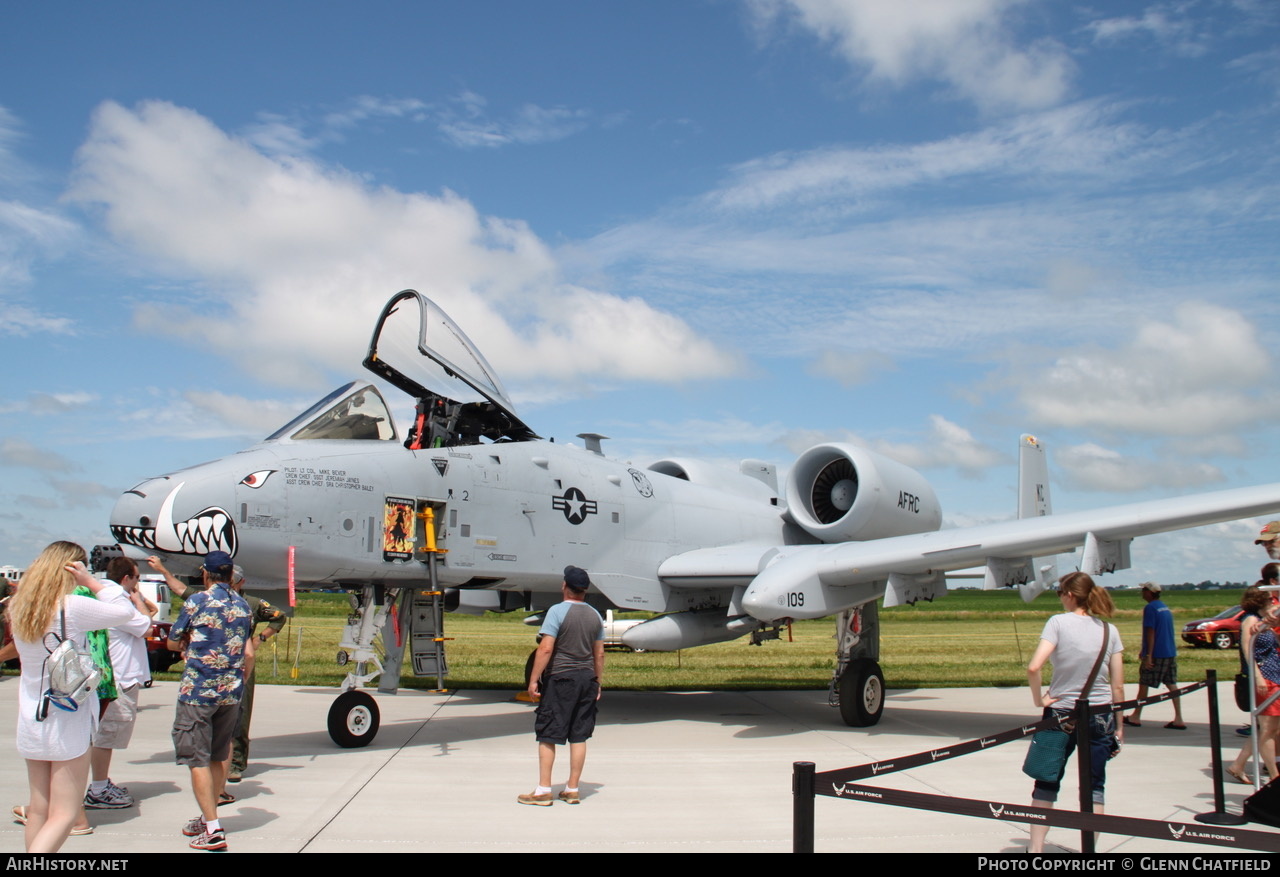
793, 762, 815, 854
1074, 696, 1095, 853
1199, 669, 1247, 826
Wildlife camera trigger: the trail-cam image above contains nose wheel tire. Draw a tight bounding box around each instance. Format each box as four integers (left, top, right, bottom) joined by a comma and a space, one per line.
838, 658, 885, 727
328, 690, 381, 747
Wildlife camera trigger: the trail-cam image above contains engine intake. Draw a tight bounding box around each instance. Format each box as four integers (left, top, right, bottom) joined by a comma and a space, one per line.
784, 443, 941, 543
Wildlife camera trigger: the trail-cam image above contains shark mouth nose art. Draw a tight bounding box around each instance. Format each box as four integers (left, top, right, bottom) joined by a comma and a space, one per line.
111, 481, 237, 557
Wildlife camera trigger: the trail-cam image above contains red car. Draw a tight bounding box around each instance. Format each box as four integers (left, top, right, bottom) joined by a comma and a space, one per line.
1181, 606, 1245, 650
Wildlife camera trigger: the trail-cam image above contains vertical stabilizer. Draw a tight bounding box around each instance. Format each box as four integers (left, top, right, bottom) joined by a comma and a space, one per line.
1018, 434, 1051, 519
1017, 435, 1058, 603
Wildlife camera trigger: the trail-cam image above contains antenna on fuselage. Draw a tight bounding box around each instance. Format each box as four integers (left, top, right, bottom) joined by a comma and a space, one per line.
578, 433, 609, 456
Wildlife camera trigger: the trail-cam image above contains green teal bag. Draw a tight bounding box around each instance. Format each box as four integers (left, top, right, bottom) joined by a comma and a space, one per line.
1022, 726, 1071, 781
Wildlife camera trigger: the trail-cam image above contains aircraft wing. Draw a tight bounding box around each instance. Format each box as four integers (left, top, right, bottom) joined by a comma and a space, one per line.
666, 482, 1280, 622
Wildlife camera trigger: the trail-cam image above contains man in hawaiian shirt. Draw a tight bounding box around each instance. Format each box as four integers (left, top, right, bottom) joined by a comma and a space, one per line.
166, 551, 251, 852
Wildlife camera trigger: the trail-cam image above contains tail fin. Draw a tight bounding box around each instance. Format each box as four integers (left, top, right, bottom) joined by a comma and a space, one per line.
1017, 435, 1058, 603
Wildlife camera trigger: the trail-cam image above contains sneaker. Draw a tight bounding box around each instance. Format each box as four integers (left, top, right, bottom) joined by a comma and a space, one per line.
517, 792, 553, 806
226, 770, 242, 784
1237, 725, 1253, 738
182, 816, 206, 837
189, 827, 227, 851
558, 790, 581, 805
85, 784, 134, 809
107, 780, 130, 796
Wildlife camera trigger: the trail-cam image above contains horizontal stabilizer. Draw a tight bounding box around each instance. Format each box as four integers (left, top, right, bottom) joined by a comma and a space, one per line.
1018, 563, 1059, 604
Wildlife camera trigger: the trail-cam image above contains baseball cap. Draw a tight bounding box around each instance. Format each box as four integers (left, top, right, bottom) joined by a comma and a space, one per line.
203, 550, 234, 572
1257, 522, 1280, 544
563, 565, 591, 591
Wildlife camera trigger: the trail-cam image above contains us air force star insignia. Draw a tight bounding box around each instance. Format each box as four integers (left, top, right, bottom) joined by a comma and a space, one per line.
553, 487, 598, 525
628, 468, 653, 498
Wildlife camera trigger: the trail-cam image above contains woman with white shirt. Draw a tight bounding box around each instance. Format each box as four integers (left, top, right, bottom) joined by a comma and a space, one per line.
8, 542, 138, 853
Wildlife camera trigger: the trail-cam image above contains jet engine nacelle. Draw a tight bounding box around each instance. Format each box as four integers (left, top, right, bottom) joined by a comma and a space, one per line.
784, 443, 942, 543
647, 458, 777, 502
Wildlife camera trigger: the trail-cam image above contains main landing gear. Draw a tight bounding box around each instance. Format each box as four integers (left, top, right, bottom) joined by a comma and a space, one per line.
837, 658, 885, 727
829, 604, 885, 727
327, 584, 395, 748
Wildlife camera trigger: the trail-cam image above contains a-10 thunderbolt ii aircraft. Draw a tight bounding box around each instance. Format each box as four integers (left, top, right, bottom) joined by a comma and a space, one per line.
109, 290, 1280, 747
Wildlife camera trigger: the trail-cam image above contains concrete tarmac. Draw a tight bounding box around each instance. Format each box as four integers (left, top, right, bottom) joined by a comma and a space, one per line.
1, 677, 1275, 854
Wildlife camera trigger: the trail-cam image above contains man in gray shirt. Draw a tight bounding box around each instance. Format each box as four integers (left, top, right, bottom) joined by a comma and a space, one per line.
519, 566, 605, 806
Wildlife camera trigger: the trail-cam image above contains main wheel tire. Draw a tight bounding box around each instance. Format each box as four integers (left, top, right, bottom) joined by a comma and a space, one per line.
838, 659, 885, 727
328, 690, 380, 748
1214, 631, 1235, 650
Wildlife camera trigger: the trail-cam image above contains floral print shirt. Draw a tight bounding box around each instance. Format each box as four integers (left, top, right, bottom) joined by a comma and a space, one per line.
170, 582, 252, 706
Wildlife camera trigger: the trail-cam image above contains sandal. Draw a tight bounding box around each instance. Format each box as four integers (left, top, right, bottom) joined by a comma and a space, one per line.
1226, 766, 1251, 785
1122, 717, 1141, 727
13, 804, 92, 834
217, 792, 235, 806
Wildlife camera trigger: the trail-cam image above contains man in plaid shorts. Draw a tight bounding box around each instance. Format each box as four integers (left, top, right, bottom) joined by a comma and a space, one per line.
1124, 582, 1186, 730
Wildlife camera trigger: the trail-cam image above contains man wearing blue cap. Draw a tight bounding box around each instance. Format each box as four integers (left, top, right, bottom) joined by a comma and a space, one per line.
519, 565, 605, 806
165, 551, 251, 851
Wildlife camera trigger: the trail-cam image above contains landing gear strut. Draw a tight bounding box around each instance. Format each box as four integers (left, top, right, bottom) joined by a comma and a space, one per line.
326, 584, 397, 747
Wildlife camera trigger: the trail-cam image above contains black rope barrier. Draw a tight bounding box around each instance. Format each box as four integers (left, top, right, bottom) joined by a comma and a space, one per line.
795, 671, 1277, 853
807, 779, 1280, 852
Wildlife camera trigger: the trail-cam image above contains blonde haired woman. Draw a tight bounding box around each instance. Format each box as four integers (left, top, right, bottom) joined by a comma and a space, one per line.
9, 542, 137, 853
1026, 572, 1125, 853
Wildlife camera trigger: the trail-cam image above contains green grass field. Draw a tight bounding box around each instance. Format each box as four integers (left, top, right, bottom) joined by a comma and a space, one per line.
198, 587, 1246, 692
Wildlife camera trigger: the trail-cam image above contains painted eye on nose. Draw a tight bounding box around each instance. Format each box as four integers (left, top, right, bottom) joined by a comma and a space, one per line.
240, 470, 276, 489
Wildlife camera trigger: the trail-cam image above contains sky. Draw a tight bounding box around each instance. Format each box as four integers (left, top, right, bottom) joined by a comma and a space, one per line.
1, 0, 1278, 589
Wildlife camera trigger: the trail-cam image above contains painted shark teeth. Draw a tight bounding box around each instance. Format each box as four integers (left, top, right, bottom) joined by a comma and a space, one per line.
111, 506, 236, 557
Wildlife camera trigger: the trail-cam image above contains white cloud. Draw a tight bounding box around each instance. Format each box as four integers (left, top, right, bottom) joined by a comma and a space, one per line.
0, 305, 74, 336
243, 96, 430, 157
778, 415, 1005, 475
1084, 4, 1208, 57
0, 107, 82, 338
1054, 442, 1224, 492
435, 91, 593, 149
0, 437, 80, 472
750, 0, 1075, 112
871, 415, 1006, 475
67, 101, 736, 391
49, 478, 119, 510
808, 348, 895, 386
22, 392, 98, 415
707, 101, 1162, 213
1012, 302, 1280, 437
183, 390, 314, 438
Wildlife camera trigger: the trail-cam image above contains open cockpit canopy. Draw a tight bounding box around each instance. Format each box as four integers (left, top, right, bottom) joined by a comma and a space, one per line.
266, 381, 397, 442
362, 290, 537, 445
